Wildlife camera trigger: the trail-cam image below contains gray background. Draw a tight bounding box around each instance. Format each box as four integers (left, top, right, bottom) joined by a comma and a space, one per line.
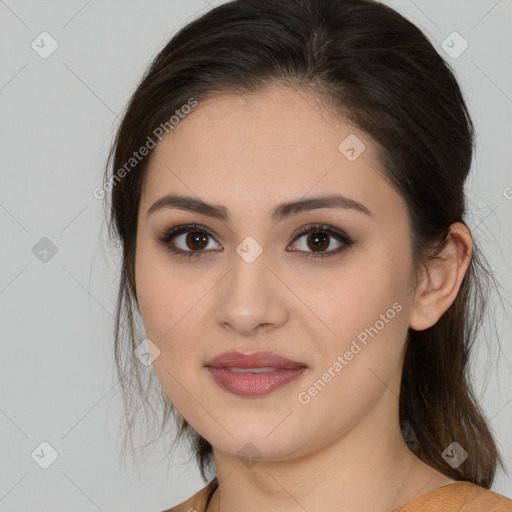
1, 0, 511, 510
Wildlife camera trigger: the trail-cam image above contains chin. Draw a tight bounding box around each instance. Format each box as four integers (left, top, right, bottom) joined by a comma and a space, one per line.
205, 426, 308, 462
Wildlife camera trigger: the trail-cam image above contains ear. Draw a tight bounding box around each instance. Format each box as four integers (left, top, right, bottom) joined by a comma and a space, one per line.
409, 222, 473, 331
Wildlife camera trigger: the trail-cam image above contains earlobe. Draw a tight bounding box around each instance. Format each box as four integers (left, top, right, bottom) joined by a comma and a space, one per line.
409, 223, 473, 331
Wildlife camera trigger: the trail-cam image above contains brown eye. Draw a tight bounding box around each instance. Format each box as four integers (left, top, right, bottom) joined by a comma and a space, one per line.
305, 232, 330, 252
184, 231, 209, 250
288, 224, 354, 259
158, 224, 222, 258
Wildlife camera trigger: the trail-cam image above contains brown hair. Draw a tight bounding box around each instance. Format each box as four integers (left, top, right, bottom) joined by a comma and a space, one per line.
103, 0, 506, 486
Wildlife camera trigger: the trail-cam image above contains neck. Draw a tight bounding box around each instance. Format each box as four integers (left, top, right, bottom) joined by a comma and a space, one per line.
207, 386, 449, 512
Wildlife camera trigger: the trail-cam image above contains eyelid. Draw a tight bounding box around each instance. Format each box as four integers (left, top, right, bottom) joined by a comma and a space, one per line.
288, 224, 354, 259
157, 223, 222, 257
290, 223, 352, 246
157, 222, 354, 258
158, 223, 217, 243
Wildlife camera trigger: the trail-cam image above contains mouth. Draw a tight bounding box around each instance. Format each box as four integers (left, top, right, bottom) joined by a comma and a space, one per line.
205, 351, 308, 397
221, 367, 286, 373
205, 350, 307, 369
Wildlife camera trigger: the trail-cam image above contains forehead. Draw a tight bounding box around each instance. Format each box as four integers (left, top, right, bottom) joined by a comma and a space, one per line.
141, 86, 407, 225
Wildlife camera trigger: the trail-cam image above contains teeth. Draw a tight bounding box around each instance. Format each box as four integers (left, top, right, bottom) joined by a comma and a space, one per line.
227, 367, 278, 373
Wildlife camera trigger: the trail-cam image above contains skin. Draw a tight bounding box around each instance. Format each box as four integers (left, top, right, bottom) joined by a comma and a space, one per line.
135, 85, 473, 511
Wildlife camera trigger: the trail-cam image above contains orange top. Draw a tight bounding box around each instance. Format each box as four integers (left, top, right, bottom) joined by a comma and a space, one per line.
162, 478, 512, 512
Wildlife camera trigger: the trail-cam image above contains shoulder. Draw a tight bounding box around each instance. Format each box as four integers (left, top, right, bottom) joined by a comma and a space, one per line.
160, 479, 512, 512
160, 477, 218, 512
395, 481, 512, 511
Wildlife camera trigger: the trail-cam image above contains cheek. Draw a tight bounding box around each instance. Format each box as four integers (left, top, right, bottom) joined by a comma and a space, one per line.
134, 256, 168, 340
297, 248, 410, 340
297, 241, 412, 389
135, 234, 192, 339
135, 249, 181, 384
134, 238, 211, 379
135, 247, 204, 417
293, 263, 409, 443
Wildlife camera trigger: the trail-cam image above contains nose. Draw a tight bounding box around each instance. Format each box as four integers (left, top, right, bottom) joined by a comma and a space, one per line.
214, 250, 288, 337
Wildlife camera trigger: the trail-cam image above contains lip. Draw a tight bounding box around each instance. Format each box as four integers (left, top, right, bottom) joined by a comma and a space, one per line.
205, 351, 307, 369
205, 351, 308, 397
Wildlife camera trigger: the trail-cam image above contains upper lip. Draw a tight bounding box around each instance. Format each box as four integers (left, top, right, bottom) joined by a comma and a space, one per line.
205, 351, 307, 369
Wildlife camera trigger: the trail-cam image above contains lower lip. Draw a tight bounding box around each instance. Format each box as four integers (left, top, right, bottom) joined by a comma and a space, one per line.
207, 367, 307, 396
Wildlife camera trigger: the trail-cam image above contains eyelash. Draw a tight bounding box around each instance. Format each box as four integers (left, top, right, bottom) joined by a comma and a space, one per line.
157, 223, 354, 260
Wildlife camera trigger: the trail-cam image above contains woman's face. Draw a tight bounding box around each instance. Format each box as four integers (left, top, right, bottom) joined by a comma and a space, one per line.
135, 85, 418, 461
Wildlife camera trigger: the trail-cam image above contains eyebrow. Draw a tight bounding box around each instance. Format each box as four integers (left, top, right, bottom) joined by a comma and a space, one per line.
147, 193, 373, 222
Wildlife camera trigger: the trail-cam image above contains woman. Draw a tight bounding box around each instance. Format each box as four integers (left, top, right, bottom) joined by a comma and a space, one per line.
102, 0, 512, 510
